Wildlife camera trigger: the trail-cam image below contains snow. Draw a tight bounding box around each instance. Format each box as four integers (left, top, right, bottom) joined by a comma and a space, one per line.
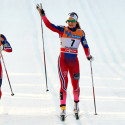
0, 0, 125, 124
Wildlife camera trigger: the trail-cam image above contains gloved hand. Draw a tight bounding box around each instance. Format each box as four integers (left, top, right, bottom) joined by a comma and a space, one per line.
36, 3, 45, 16
87, 55, 94, 61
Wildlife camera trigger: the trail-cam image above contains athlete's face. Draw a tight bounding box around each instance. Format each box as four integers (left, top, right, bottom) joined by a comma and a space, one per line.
67, 17, 77, 28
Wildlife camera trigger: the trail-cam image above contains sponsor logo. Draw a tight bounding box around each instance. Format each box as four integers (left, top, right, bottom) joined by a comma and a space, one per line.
71, 35, 81, 39
73, 73, 80, 79
65, 31, 71, 37
83, 40, 87, 45
60, 92, 63, 100
65, 31, 81, 39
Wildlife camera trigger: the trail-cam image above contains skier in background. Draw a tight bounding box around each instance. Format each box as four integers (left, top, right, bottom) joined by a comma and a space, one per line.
36, 4, 93, 117
0, 34, 12, 99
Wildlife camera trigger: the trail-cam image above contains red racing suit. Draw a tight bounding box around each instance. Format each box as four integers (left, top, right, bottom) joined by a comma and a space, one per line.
0, 34, 12, 98
42, 15, 90, 106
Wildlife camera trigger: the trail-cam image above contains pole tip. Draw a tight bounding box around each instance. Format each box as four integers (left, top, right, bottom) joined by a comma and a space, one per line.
46, 89, 49, 92
11, 93, 14, 96
94, 113, 98, 115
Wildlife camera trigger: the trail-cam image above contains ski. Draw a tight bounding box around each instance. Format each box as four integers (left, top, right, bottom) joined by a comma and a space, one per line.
59, 113, 80, 121
60, 115, 66, 121
75, 113, 79, 120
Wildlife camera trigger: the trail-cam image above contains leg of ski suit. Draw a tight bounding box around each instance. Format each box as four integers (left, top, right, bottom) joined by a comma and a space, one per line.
58, 53, 80, 106
69, 57, 80, 102
58, 54, 68, 106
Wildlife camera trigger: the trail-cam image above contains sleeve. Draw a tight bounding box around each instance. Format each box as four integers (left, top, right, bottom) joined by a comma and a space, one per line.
42, 15, 64, 36
2, 40, 12, 52
81, 30, 90, 57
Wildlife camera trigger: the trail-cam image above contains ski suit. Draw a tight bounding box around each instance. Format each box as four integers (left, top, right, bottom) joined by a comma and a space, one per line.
42, 15, 90, 106
0, 34, 12, 98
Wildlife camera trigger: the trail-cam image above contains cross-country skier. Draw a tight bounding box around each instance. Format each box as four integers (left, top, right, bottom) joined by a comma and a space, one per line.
0, 34, 12, 99
36, 3, 94, 119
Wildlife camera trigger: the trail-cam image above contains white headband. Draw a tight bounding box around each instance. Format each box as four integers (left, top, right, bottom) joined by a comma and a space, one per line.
67, 13, 78, 21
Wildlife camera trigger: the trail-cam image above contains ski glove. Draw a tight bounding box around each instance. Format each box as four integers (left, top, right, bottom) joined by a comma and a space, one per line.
36, 3, 45, 16
87, 55, 94, 61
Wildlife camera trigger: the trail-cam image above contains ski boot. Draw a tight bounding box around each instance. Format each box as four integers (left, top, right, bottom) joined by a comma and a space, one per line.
74, 101, 79, 119
60, 105, 66, 121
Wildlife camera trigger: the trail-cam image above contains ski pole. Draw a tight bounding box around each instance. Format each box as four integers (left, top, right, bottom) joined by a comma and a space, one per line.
1, 54, 14, 96
41, 18, 49, 92
90, 61, 97, 115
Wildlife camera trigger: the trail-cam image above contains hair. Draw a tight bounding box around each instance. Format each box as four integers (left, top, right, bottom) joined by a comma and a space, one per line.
76, 22, 81, 29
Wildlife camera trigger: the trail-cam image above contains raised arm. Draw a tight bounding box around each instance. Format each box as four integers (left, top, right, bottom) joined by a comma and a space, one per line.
42, 15, 64, 35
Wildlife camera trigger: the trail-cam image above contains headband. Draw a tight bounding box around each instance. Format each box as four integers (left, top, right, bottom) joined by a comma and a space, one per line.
67, 13, 78, 21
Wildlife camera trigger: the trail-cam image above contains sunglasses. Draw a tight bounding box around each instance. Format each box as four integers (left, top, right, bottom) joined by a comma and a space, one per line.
67, 19, 77, 22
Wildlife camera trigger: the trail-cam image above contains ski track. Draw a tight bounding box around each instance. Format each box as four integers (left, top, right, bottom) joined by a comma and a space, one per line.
0, 0, 125, 125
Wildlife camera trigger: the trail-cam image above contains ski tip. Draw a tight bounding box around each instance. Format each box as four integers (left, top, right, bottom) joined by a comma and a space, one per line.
75, 113, 79, 120
60, 115, 65, 121
76, 116, 79, 120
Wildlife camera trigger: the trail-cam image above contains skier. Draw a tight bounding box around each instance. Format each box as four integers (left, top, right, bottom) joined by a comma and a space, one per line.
36, 4, 93, 119
0, 34, 12, 99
